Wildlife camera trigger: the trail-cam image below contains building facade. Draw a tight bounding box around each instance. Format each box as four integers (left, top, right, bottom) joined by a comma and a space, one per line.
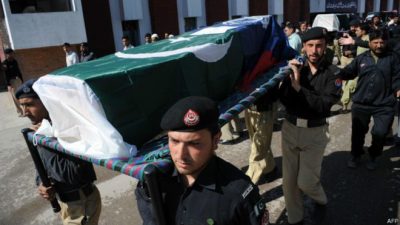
0, 0, 399, 87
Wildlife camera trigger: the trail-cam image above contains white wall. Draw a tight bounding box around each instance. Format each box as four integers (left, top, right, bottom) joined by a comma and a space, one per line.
230, 0, 249, 17
358, 0, 366, 14
374, 0, 380, 11
310, 0, 326, 13
109, 0, 152, 48
108, 0, 123, 51
137, 0, 152, 45
268, 0, 284, 23
1, 0, 87, 49
388, 0, 393, 10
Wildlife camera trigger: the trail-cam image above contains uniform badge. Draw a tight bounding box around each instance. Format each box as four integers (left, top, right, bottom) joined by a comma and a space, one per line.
23, 86, 30, 93
335, 78, 342, 88
183, 109, 200, 126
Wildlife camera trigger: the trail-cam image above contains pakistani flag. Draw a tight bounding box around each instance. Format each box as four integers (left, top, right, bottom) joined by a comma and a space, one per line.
33, 15, 292, 159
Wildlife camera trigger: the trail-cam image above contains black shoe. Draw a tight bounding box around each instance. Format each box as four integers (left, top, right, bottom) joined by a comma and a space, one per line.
288, 220, 304, 225
312, 202, 327, 224
366, 157, 377, 171
255, 167, 279, 185
219, 139, 236, 145
347, 156, 361, 168
384, 137, 395, 146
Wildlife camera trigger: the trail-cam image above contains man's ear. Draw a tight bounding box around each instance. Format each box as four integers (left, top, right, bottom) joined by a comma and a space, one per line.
212, 131, 222, 150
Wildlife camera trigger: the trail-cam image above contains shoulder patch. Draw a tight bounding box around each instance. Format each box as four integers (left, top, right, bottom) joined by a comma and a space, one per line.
335, 78, 342, 88
242, 184, 254, 199
253, 199, 266, 217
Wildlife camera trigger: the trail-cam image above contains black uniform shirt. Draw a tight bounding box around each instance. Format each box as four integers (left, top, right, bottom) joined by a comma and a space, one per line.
37, 145, 97, 193
337, 50, 400, 106
279, 58, 341, 119
161, 156, 267, 225
2, 58, 23, 85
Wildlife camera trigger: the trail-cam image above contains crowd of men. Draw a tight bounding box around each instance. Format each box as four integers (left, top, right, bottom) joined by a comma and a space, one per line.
4, 11, 400, 225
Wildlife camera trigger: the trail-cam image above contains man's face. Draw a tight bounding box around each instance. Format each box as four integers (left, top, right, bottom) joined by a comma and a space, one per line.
284, 27, 294, 37
300, 23, 307, 32
19, 97, 48, 125
5, 53, 14, 60
303, 38, 326, 64
168, 129, 220, 178
350, 25, 357, 33
369, 38, 386, 55
63, 46, 69, 53
80, 45, 87, 52
355, 27, 365, 38
393, 16, 399, 24
145, 36, 151, 43
122, 38, 130, 47
373, 16, 380, 25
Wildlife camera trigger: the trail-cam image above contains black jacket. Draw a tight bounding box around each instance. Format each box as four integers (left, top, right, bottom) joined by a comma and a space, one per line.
279, 57, 342, 119
336, 50, 400, 106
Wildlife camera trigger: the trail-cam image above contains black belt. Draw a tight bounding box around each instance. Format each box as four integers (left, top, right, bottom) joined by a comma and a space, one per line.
58, 183, 95, 202
285, 114, 327, 128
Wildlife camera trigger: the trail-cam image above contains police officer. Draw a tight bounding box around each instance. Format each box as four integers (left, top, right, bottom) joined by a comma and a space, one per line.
279, 27, 341, 225
2, 48, 23, 116
16, 79, 102, 225
336, 29, 400, 170
135, 96, 269, 225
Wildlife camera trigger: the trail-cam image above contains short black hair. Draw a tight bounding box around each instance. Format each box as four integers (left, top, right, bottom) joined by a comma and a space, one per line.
145, 33, 151, 38
80, 42, 88, 47
122, 35, 130, 40
369, 29, 389, 41
4, 48, 14, 54
63, 42, 71, 47
359, 23, 370, 33
285, 23, 296, 30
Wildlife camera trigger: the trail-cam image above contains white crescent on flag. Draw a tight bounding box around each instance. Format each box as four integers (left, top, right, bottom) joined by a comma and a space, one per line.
115, 38, 233, 63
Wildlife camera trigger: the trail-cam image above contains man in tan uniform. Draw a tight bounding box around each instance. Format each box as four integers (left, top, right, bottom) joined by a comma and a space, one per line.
244, 93, 278, 184
279, 27, 341, 225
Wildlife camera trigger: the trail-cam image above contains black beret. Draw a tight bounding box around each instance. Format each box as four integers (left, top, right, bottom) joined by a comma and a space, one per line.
15, 79, 39, 99
4, 48, 14, 54
301, 27, 328, 42
160, 96, 219, 132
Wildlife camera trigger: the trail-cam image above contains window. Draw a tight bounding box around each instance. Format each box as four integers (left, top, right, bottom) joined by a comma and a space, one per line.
9, 0, 73, 14
184, 17, 197, 32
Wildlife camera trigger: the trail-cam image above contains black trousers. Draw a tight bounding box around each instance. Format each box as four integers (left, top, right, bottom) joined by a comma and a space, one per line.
351, 104, 394, 158
135, 184, 156, 225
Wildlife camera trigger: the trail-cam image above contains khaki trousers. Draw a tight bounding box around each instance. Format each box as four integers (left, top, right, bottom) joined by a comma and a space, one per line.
220, 115, 243, 141
59, 185, 102, 225
244, 102, 277, 184
339, 56, 357, 107
281, 120, 329, 224
8, 78, 22, 115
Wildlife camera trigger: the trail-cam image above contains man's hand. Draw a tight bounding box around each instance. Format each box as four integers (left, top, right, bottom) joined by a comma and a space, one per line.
343, 50, 353, 57
288, 59, 302, 92
31, 122, 41, 131
7, 85, 12, 92
396, 90, 400, 98
339, 34, 355, 46
38, 183, 56, 201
